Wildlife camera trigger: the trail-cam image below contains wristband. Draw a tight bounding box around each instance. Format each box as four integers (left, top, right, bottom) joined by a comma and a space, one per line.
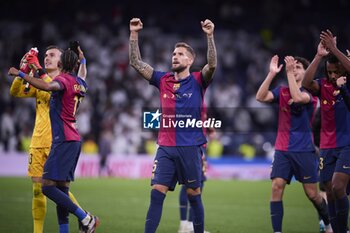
18, 71, 26, 79
80, 58, 86, 64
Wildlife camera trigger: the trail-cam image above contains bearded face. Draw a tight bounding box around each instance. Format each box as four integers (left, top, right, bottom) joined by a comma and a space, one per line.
171, 47, 193, 73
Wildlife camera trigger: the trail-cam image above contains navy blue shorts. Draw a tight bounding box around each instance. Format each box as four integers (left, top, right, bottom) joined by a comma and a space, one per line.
151, 145, 203, 191
271, 150, 318, 184
320, 145, 350, 183
43, 141, 81, 182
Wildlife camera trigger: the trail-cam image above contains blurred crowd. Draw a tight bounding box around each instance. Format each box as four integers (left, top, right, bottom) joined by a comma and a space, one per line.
0, 0, 349, 158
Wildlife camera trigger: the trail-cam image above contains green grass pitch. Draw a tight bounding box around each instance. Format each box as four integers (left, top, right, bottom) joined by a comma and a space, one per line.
0, 177, 320, 233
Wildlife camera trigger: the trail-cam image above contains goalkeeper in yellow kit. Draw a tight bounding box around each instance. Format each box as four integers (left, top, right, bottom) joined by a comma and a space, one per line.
10, 45, 87, 233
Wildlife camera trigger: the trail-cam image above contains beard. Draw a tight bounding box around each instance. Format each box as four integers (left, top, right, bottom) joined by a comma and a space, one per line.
171, 64, 187, 73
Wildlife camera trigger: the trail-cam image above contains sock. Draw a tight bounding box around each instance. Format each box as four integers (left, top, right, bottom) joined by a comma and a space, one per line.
189, 207, 194, 222
144, 189, 166, 233
188, 194, 204, 233
179, 186, 188, 221
56, 186, 69, 231
312, 198, 330, 226
328, 200, 338, 233
336, 195, 349, 233
270, 201, 283, 232
32, 182, 47, 233
59, 224, 69, 233
42, 185, 80, 218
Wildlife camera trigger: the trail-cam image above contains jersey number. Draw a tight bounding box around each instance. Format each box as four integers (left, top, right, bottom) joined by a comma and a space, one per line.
73, 96, 83, 117
319, 157, 324, 170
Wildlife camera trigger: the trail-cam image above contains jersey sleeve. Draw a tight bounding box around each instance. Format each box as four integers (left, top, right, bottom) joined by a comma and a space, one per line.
10, 77, 37, 97
149, 71, 167, 89
52, 75, 67, 90
300, 88, 314, 104
271, 86, 281, 103
193, 72, 210, 90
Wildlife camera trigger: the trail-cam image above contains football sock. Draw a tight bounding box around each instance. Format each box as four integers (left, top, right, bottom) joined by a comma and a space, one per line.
56, 186, 69, 232
42, 185, 80, 217
336, 195, 349, 233
328, 200, 338, 233
189, 207, 194, 222
144, 189, 166, 233
59, 224, 69, 233
32, 182, 47, 233
312, 198, 330, 225
188, 194, 204, 233
270, 201, 283, 232
179, 185, 188, 221
68, 191, 81, 208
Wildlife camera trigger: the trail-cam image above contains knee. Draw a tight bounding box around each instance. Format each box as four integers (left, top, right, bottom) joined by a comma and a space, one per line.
271, 182, 284, 196
33, 184, 43, 198
41, 185, 50, 196
306, 191, 319, 203
332, 182, 346, 199
186, 187, 201, 196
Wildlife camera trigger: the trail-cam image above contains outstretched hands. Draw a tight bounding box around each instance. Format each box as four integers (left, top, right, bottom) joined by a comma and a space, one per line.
320, 29, 337, 52
317, 40, 329, 57
269, 55, 283, 75
284, 56, 296, 75
201, 19, 214, 36
130, 18, 143, 32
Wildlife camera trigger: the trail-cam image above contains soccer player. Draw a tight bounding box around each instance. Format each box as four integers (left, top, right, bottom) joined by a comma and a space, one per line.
8, 49, 98, 233
10, 45, 86, 233
256, 55, 331, 233
302, 30, 350, 233
129, 18, 217, 233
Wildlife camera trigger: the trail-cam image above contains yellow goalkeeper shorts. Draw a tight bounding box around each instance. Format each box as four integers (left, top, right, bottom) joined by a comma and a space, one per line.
28, 147, 50, 177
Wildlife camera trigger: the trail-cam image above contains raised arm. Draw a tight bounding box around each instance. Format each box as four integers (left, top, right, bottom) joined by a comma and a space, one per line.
129, 18, 154, 81
302, 41, 328, 94
284, 56, 310, 104
200, 19, 217, 84
321, 30, 350, 73
256, 55, 282, 103
8, 67, 61, 92
77, 46, 87, 80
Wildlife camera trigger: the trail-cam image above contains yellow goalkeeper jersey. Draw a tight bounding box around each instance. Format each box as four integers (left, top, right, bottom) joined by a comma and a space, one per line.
10, 76, 52, 148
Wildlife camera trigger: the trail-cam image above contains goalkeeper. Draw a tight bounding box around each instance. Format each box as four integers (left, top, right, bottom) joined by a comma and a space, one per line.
10, 45, 87, 233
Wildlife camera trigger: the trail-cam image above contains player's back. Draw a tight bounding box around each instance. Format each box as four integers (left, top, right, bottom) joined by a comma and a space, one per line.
50, 73, 87, 143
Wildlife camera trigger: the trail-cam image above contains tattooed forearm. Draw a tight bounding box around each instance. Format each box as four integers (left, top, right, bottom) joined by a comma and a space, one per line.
129, 39, 141, 64
129, 39, 153, 80
207, 36, 217, 68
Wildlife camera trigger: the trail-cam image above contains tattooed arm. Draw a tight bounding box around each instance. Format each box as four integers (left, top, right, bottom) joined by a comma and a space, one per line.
201, 19, 217, 84
129, 18, 154, 81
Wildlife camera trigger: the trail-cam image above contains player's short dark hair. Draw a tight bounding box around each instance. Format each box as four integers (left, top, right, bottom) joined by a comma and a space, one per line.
60, 49, 78, 73
175, 42, 196, 59
326, 53, 340, 64
294, 56, 310, 70
46, 45, 64, 53
324, 53, 344, 78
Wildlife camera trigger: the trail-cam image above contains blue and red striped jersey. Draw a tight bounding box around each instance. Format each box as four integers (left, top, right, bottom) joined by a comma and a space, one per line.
317, 78, 350, 149
50, 73, 87, 143
150, 71, 211, 146
271, 86, 317, 152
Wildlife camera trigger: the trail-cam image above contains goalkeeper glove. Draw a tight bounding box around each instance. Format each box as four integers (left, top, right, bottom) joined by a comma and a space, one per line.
27, 54, 42, 70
